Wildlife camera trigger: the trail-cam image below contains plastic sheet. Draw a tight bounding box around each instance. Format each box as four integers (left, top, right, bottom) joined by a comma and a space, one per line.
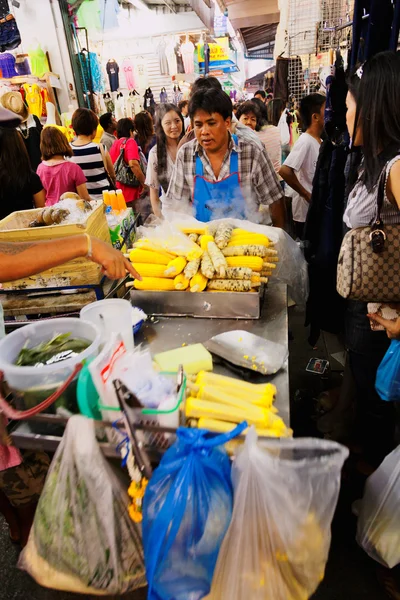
375, 339, 400, 402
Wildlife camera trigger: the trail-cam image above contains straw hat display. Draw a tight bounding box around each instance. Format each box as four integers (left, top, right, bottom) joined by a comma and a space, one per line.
0, 91, 29, 122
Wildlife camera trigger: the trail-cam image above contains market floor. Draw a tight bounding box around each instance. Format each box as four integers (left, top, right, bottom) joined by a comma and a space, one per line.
0, 306, 392, 600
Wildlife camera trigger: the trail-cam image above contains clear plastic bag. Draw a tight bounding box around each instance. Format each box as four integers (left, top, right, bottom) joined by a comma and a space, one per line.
143, 423, 247, 600
19, 415, 146, 595
210, 430, 349, 600
357, 445, 400, 568
375, 340, 400, 402
137, 220, 202, 259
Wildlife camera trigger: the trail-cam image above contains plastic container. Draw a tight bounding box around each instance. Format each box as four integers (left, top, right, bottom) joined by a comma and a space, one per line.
0, 318, 101, 413
80, 299, 135, 352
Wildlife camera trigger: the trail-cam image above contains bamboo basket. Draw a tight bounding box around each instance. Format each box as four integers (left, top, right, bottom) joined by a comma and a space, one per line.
0, 204, 111, 289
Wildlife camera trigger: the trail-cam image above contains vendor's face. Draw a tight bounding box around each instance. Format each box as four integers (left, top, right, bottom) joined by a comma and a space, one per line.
346, 91, 362, 146
193, 110, 231, 154
239, 111, 257, 130
162, 110, 183, 140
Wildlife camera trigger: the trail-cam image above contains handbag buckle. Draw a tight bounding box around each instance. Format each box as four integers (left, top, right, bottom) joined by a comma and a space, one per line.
369, 228, 386, 254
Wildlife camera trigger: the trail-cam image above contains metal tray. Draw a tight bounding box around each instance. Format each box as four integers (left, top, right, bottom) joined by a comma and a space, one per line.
130, 286, 265, 319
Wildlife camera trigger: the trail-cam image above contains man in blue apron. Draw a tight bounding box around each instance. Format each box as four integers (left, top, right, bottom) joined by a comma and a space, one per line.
165, 88, 285, 226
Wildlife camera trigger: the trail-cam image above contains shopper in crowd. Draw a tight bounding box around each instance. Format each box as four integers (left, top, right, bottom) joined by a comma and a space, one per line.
251, 98, 282, 175
134, 111, 156, 160
109, 117, 146, 204
70, 108, 115, 200
342, 51, 400, 466
178, 100, 190, 130
0, 126, 45, 220
37, 127, 91, 206
146, 104, 184, 218
99, 112, 117, 153
165, 88, 285, 226
266, 93, 273, 106
254, 89, 266, 103
279, 93, 325, 239
236, 100, 260, 131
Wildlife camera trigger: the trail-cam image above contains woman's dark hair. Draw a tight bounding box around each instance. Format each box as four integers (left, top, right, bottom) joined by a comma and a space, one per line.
268, 98, 285, 127
155, 104, 184, 194
134, 111, 155, 152
189, 89, 232, 121
40, 126, 73, 161
236, 100, 262, 129
250, 97, 269, 127
178, 100, 188, 112
191, 76, 222, 96
71, 108, 99, 136
299, 93, 326, 130
0, 128, 32, 196
99, 112, 114, 131
254, 89, 266, 99
348, 51, 400, 190
116, 117, 135, 139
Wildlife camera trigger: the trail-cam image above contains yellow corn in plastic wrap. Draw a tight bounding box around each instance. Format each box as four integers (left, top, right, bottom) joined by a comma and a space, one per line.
197, 418, 290, 438
194, 371, 277, 407
186, 397, 278, 428
129, 249, 171, 265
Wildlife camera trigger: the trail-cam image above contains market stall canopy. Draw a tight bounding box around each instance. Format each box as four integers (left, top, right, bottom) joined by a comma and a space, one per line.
224, 0, 279, 29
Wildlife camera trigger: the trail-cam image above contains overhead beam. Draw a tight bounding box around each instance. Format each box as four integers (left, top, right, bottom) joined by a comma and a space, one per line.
225, 0, 279, 29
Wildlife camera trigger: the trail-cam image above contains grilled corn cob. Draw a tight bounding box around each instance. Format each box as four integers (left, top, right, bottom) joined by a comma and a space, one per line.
199, 234, 215, 251
260, 270, 272, 277
200, 251, 215, 278
188, 233, 199, 243
132, 277, 176, 291
225, 256, 264, 271
215, 224, 233, 249
187, 244, 203, 261
222, 244, 269, 257
184, 257, 201, 279
131, 263, 175, 278
174, 274, 190, 290
207, 241, 227, 277
164, 256, 187, 276
263, 262, 277, 270
129, 249, 171, 265
211, 267, 253, 280
251, 274, 269, 284
207, 279, 252, 292
190, 272, 208, 292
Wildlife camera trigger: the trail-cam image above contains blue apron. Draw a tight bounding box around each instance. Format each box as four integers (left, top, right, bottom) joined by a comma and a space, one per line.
192, 136, 247, 222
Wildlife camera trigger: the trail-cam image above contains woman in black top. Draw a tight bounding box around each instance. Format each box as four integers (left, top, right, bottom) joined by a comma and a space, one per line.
0, 127, 45, 220
134, 111, 156, 160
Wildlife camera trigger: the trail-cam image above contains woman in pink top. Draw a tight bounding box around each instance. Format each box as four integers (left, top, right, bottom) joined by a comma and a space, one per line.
37, 127, 91, 206
109, 118, 145, 203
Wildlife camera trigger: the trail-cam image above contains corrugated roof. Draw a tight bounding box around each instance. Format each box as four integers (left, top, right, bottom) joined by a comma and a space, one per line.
241, 23, 278, 52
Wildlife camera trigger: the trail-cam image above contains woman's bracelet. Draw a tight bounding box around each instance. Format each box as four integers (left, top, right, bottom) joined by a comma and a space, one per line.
84, 233, 93, 259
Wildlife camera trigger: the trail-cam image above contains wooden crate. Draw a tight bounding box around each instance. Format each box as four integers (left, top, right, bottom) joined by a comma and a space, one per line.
0, 204, 111, 289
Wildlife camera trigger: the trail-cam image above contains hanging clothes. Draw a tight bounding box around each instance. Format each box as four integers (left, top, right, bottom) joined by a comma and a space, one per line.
160, 87, 168, 103
75, 0, 101, 31
351, 0, 394, 67
132, 91, 142, 114
106, 59, 120, 92
15, 54, 31, 76
115, 93, 125, 120
174, 43, 185, 74
18, 114, 42, 171
143, 88, 155, 111
165, 40, 178, 75
180, 41, 195, 74
28, 45, 50, 78
0, 52, 17, 78
122, 58, 135, 91
0, 13, 21, 53
23, 84, 42, 119
99, 0, 120, 30
40, 88, 50, 118
172, 86, 183, 106
134, 59, 149, 90
103, 92, 115, 114
157, 39, 169, 75
274, 57, 289, 103
0, 0, 10, 19
126, 93, 136, 119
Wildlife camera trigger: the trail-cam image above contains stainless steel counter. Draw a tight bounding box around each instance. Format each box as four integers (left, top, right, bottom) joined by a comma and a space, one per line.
10, 283, 289, 453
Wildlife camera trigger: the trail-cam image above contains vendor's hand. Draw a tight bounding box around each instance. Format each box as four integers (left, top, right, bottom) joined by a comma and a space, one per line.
90, 238, 142, 281
367, 314, 400, 339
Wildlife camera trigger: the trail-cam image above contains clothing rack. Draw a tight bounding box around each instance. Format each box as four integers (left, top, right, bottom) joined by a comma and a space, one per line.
323, 12, 370, 33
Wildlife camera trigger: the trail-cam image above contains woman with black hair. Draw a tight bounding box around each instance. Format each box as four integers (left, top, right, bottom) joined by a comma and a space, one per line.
341, 51, 400, 466
109, 117, 146, 204
145, 104, 184, 218
133, 111, 156, 160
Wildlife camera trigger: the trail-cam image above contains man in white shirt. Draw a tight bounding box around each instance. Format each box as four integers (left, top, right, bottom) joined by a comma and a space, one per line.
279, 93, 326, 239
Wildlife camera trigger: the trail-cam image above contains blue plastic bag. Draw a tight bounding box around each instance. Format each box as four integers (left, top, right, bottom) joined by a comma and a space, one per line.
142, 423, 247, 600
376, 339, 400, 402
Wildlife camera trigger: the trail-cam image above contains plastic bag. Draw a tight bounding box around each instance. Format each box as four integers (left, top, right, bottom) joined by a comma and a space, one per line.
375, 339, 400, 401
209, 430, 348, 600
19, 415, 146, 595
137, 220, 202, 260
357, 445, 400, 568
143, 423, 247, 600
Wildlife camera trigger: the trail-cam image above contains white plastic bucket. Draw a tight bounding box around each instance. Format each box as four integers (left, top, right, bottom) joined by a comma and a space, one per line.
0, 318, 101, 411
80, 299, 134, 352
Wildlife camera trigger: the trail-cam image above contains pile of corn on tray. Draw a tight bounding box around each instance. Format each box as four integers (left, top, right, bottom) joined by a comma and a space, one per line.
126, 222, 278, 292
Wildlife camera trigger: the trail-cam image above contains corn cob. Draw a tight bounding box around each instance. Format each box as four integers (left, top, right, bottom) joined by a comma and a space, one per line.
225, 256, 264, 271
179, 226, 206, 235
132, 277, 176, 291
215, 223, 233, 249
222, 244, 270, 258
263, 262, 277, 270
199, 234, 214, 251
195, 371, 277, 407
207, 241, 227, 277
190, 272, 208, 292
200, 251, 215, 278
211, 267, 253, 280
251, 274, 269, 284
188, 233, 199, 243
260, 271, 272, 277
186, 396, 275, 428
174, 274, 190, 290
186, 244, 203, 261
206, 222, 218, 236
184, 257, 201, 279
133, 240, 176, 259
207, 279, 252, 292
197, 385, 268, 417
164, 256, 187, 276
132, 263, 175, 278
197, 418, 289, 438
230, 230, 270, 246
129, 249, 171, 265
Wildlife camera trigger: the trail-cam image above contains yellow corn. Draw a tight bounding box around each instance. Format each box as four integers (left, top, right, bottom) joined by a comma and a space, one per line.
230, 230, 270, 246
187, 244, 203, 261
179, 226, 206, 235
129, 249, 171, 265
226, 256, 264, 271
188, 233, 199, 243
212, 267, 253, 280
207, 241, 227, 277
197, 418, 290, 438
132, 263, 175, 278
200, 251, 215, 278
132, 277, 176, 291
222, 244, 270, 258
207, 279, 252, 292
174, 274, 190, 290
195, 371, 276, 407
197, 386, 268, 419
190, 272, 208, 292
133, 240, 176, 259
199, 234, 215, 251
263, 262, 277, 270
186, 396, 275, 428
164, 256, 187, 276
184, 257, 201, 279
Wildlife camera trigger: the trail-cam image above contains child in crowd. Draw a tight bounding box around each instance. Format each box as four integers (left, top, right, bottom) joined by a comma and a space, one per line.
37, 127, 91, 206
279, 93, 326, 239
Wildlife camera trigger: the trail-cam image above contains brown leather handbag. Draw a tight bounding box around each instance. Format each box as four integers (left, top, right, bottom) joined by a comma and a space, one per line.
337, 167, 400, 302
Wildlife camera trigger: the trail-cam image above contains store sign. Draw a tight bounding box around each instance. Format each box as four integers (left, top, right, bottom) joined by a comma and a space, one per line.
197, 36, 229, 66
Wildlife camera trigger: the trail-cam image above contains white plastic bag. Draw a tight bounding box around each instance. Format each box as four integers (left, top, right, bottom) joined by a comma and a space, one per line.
137, 220, 202, 259
19, 415, 146, 595
210, 430, 348, 600
357, 445, 400, 568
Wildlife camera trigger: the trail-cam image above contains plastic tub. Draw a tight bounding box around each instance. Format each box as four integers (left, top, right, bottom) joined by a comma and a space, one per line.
80, 299, 134, 352
0, 318, 101, 413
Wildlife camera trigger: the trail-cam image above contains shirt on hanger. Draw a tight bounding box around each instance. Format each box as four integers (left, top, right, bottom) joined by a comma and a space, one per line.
165, 40, 178, 75
23, 84, 42, 119
180, 41, 195, 74
157, 39, 169, 76
122, 58, 135, 90
99, 0, 120, 30
106, 60, 120, 92
133, 59, 149, 91
115, 94, 126, 120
